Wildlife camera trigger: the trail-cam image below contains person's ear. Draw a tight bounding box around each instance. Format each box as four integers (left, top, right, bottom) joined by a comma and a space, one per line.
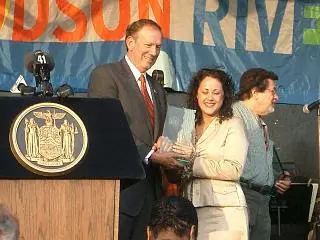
251, 88, 259, 100
189, 225, 196, 240
126, 36, 135, 52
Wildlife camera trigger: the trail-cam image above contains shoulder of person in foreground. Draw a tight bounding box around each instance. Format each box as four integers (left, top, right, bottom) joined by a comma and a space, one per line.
147, 196, 198, 240
0, 204, 19, 240
225, 116, 248, 147
225, 116, 247, 136
88, 61, 122, 98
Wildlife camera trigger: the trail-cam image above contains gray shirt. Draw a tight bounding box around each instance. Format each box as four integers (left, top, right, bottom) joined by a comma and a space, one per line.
233, 101, 274, 186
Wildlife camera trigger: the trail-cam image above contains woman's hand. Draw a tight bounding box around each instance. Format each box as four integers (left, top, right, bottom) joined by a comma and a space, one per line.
171, 143, 195, 161
154, 136, 174, 152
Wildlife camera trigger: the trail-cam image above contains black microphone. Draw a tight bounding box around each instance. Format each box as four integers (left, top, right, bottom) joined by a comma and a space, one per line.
17, 83, 35, 96
56, 84, 74, 98
152, 70, 164, 86
303, 100, 320, 113
24, 50, 55, 96
24, 50, 55, 73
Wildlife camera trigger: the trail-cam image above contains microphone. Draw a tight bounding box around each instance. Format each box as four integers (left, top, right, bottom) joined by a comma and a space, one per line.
56, 84, 74, 98
17, 83, 35, 96
24, 50, 55, 73
152, 70, 164, 86
24, 50, 55, 96
303, 100, 320, 113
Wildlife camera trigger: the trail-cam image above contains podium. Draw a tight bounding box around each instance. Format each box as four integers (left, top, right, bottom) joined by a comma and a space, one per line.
0, 96, 144, 240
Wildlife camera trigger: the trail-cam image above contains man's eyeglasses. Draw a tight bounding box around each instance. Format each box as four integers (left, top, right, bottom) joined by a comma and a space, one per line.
264, 88, 278, 96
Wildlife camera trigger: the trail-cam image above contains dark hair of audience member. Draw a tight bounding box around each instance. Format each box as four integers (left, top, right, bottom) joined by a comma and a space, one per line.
148, 196, 198, 239
0, 204, 19, 240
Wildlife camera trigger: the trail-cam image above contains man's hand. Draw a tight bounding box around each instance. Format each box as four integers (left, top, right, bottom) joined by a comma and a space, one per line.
274, 171, 291, 194
150, 151, 185, 169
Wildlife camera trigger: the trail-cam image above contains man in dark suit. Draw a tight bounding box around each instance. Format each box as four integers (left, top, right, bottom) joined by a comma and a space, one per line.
88, 19, 184, 240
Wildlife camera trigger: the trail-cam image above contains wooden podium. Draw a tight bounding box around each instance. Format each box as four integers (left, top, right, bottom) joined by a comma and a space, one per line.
0, 97, 144, 240
0, 180, 120, 239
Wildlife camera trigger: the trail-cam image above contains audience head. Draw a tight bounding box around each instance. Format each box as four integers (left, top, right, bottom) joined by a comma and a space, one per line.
0, 204, 19, 240
147, 196, 198, 240
187, 68, 235, 124
125, 19, 162, 73
237, 68, 279, 116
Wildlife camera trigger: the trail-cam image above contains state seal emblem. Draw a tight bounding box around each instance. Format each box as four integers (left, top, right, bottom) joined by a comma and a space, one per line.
9, 102, 88, 176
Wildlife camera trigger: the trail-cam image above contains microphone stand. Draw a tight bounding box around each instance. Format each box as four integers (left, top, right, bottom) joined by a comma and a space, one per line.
271, 145, 288, 237
273, 145, 286, 176
318, 107, 320, 185
317, 108, 320, 240
34, 65, 53, 97
36, 81, 53, 97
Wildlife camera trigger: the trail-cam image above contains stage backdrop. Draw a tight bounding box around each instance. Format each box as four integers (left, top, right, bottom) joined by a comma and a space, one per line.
0, 0, 319, 104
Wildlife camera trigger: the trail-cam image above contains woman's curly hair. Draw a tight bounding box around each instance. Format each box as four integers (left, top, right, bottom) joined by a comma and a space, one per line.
187, 68, 235, 124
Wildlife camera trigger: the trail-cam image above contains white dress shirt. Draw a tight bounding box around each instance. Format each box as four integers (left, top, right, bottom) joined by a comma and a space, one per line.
125, 55, 153, 103
125, 55, 155, 164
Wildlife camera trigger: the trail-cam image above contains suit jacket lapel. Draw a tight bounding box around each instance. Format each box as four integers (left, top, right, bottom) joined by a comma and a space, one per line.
147, 75, 161, 142
120, 59, 141, 97
196, 119, 219, 145
120, 59, 154, 140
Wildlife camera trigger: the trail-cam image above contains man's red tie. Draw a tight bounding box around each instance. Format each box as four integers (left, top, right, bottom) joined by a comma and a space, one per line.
139, 74, 155, 128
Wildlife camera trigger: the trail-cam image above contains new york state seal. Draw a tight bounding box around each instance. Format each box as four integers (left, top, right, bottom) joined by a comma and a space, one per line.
9, 102, 88, 176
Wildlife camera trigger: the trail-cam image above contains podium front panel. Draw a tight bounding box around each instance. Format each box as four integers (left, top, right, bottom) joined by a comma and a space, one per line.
0, 96, 144, 180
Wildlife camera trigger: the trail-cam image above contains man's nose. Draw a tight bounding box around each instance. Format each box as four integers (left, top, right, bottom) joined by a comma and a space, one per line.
150, 46, 157, 56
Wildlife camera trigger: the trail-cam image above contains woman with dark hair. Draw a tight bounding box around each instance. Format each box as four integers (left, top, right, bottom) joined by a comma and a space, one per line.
171, 68, 249, 239
147, 196, 198, 240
